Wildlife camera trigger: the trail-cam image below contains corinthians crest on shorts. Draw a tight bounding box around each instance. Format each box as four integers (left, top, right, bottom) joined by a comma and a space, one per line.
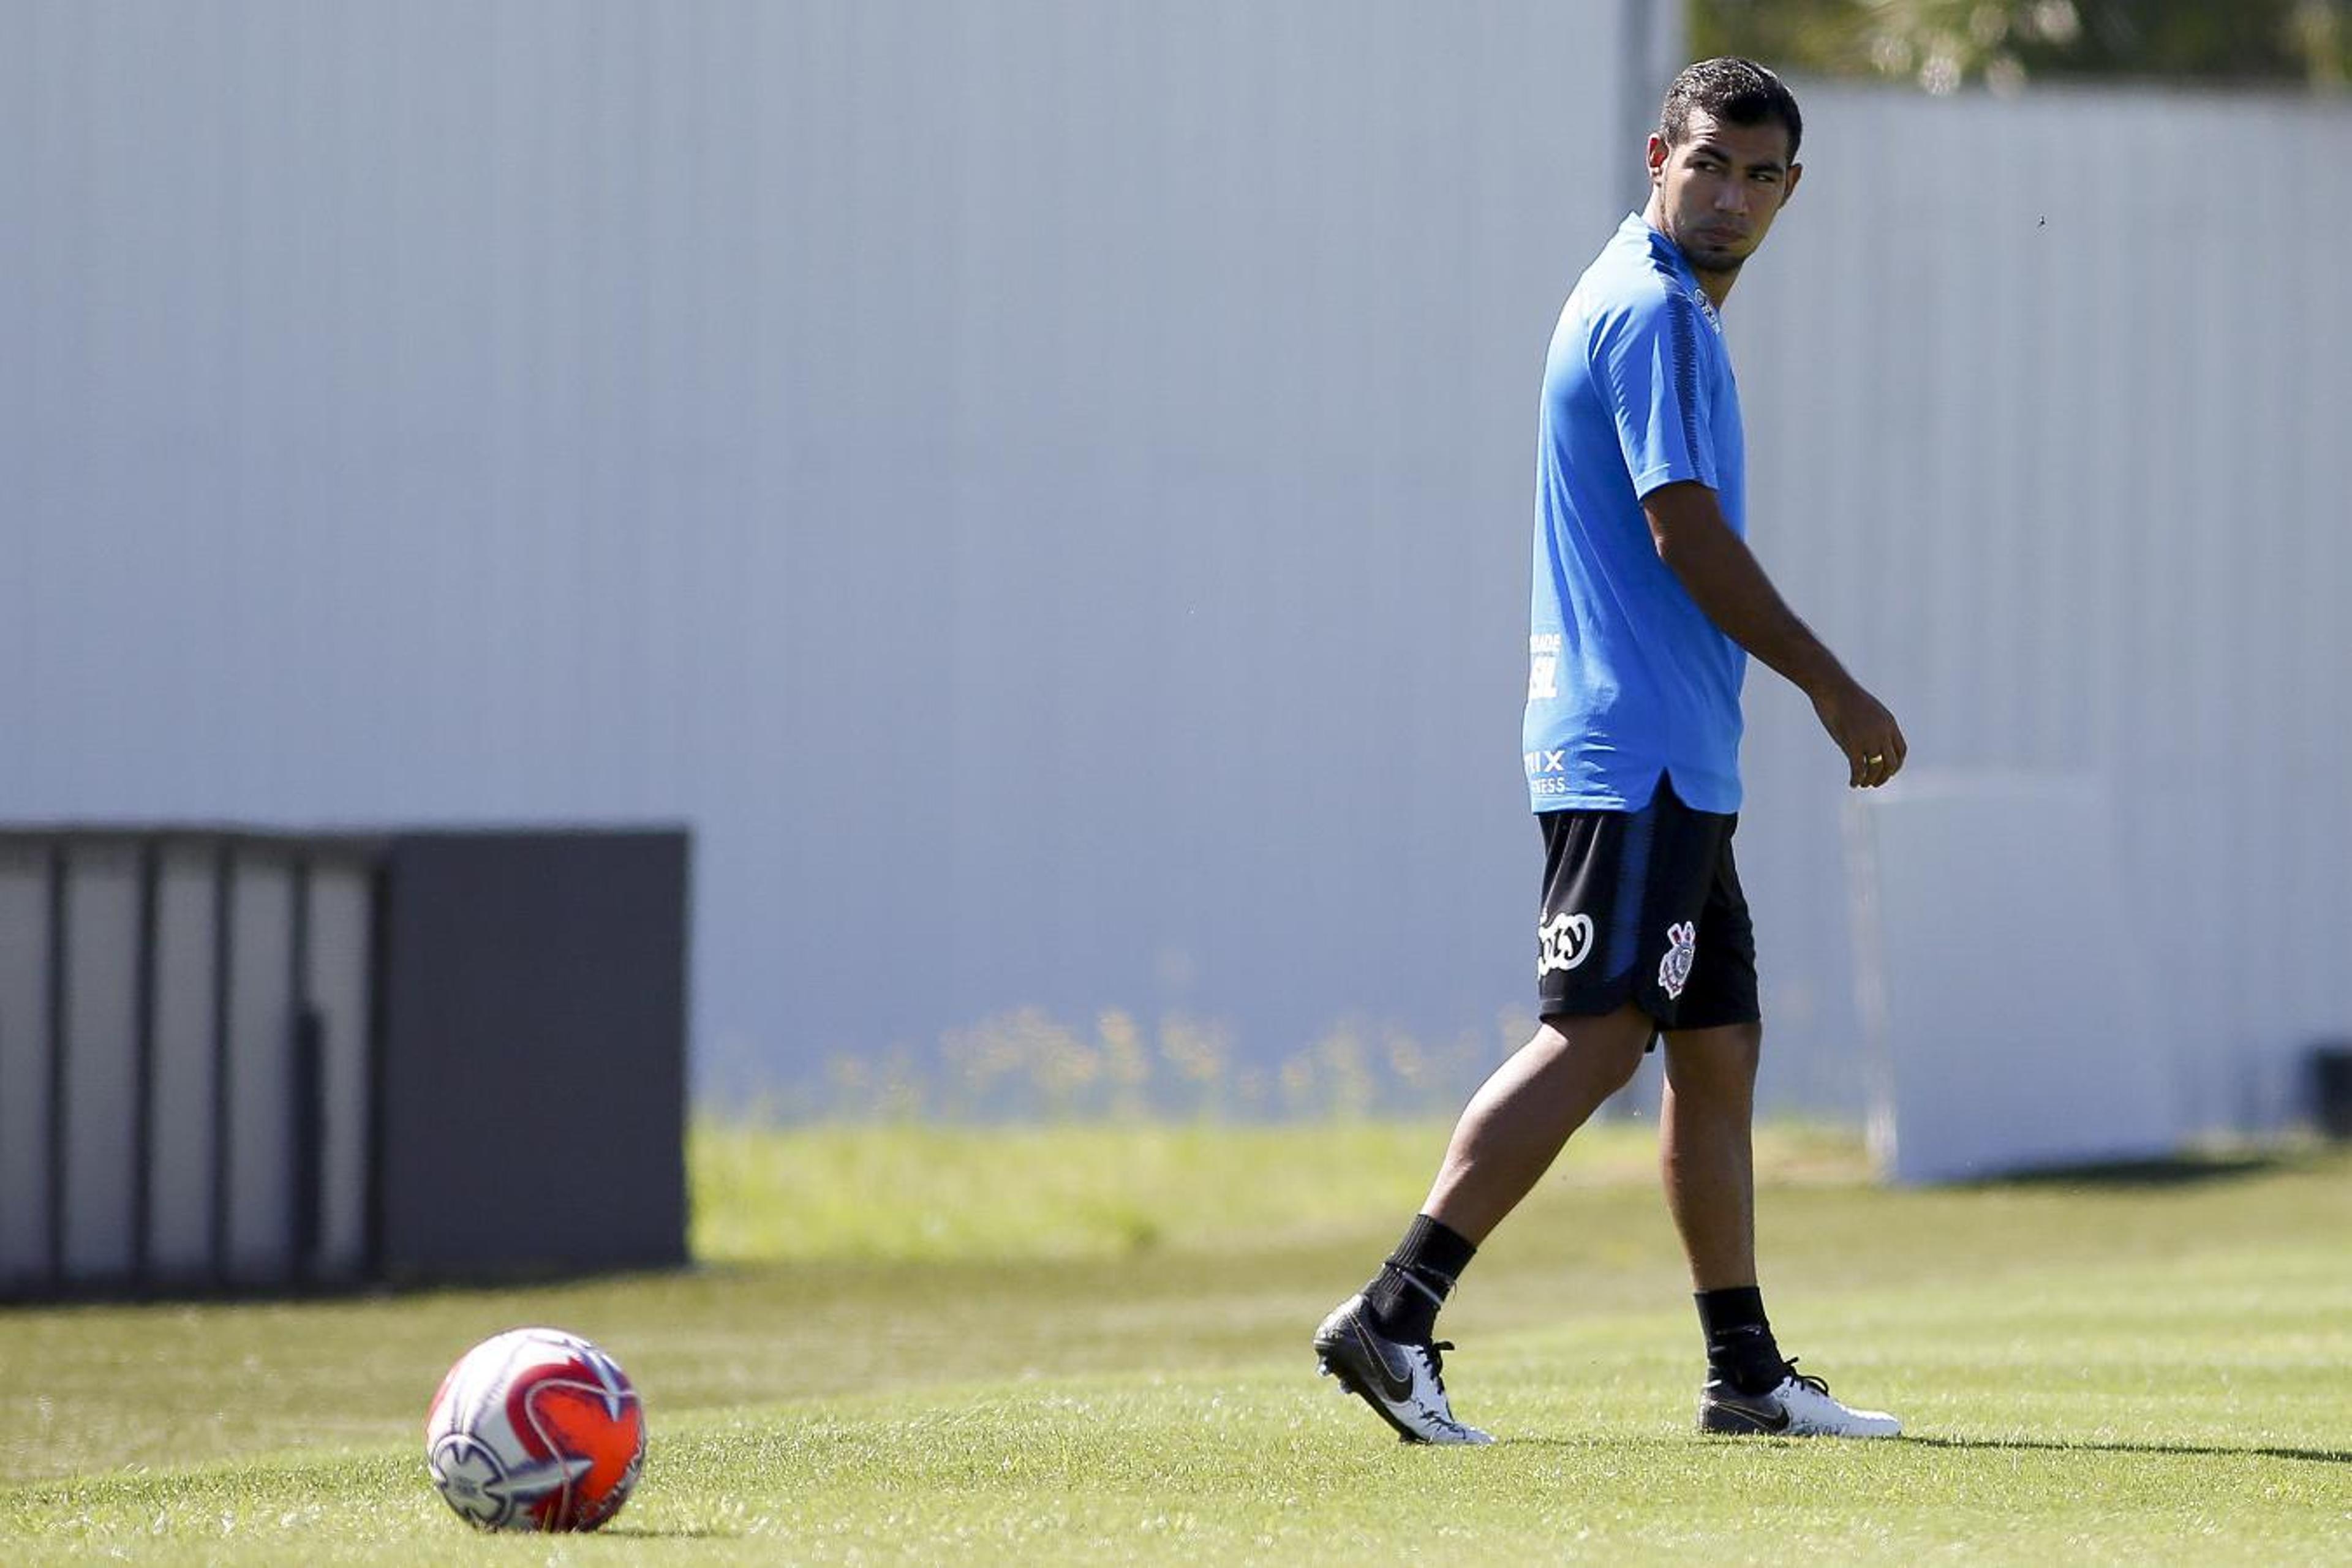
1657, 920, 1698, 1000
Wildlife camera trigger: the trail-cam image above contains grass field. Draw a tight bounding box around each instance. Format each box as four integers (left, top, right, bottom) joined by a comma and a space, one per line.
2, 1121, 2347, 1564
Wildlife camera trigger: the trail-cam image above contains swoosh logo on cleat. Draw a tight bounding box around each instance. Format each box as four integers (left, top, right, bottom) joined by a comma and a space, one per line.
1738, 1401, 1792, 1434
1352, 1325, 1417, 1404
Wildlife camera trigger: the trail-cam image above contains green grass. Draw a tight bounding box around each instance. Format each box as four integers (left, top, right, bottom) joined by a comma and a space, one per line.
2, 1122, 2347, 1564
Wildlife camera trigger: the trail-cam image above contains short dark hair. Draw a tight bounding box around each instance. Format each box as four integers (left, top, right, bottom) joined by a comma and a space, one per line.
1660, 58, 1802, 162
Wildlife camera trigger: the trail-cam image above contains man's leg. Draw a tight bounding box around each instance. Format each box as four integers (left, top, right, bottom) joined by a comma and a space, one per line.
1663, 1022, 1785, 1396
1664, 1021, 1901, 1438
1424, 1005, 1656, 1243
1311, 1005, 1653, 1444
1659, 1021, 1761, 1291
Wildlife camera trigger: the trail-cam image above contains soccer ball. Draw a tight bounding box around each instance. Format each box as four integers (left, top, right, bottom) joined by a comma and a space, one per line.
424, 1326, 646, 1532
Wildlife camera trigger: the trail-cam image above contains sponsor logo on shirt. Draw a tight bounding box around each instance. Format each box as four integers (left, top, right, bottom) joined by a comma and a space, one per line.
1528, 633, 1561, 701
1525, 748, 1571, 799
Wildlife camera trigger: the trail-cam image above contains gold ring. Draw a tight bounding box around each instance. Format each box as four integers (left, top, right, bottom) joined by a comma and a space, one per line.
1864, 753, 1885, 766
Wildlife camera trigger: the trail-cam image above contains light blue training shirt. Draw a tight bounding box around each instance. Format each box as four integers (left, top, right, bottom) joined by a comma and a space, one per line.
1523, 212, 1749, 815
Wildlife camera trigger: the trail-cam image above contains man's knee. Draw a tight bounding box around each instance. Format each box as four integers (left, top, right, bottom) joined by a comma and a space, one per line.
1537, 1008, 1654, 1091
1663, 1020, 1763, 1090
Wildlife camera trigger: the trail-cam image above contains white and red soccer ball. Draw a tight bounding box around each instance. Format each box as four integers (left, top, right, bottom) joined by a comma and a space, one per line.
424, 1327, 646, 1532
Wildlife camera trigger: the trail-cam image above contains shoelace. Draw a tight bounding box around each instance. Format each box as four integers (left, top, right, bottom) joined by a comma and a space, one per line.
1417, 1341, 1476, 1436
1781, 1357, 1830, 1396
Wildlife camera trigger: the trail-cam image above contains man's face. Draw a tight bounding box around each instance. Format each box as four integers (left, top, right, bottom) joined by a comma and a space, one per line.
1647, 109, 1801, 276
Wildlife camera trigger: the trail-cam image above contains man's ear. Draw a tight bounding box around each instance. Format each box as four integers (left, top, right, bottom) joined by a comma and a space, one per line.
1782, 161, 1803, 204
1646, 132, 1669, 187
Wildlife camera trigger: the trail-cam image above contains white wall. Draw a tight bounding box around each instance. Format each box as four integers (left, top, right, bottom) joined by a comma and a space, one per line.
8, 6, 2348, 1126
1728, 82, 2352, 1128
4, 1, 1664, 1110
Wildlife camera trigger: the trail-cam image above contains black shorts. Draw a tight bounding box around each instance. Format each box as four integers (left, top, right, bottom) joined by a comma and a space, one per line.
1535, 775, 1760, 1033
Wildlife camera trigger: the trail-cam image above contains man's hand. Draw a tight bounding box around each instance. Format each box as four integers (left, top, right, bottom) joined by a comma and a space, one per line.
1642, 483, 1910, 790
1810, 676, 1907, 788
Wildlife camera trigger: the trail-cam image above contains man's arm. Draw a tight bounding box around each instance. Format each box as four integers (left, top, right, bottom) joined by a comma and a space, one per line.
1642, 480, 1907, 788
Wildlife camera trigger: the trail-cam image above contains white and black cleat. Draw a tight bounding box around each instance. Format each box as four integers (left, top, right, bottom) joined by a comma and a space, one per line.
1312, 1294, 1493, 1446
1697, 1361, 1901, 1438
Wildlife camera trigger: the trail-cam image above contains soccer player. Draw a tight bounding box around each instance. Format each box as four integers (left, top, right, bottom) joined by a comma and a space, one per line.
1313, 58, 1907, 1443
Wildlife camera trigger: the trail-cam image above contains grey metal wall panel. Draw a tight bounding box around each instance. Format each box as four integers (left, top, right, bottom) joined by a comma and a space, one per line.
373, 832, 688, 1280
0, 850, 52, 1285
306, 863, 374, 1275
222, 854, 294, 1281
146, 846, 222, 1279
59, 842, 141, 1281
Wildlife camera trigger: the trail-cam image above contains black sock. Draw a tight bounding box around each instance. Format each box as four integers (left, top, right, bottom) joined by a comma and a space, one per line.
1360, 1215, 1477, 1343
1695, 1286, 1789, 1395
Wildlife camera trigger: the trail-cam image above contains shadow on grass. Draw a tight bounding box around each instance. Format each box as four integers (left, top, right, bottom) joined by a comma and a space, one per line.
1956, 1153, 2287, 1189
1509, 1435, 2350, 1466
597, 1525, 743, 1539
1899, 1434, 2351, 1465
